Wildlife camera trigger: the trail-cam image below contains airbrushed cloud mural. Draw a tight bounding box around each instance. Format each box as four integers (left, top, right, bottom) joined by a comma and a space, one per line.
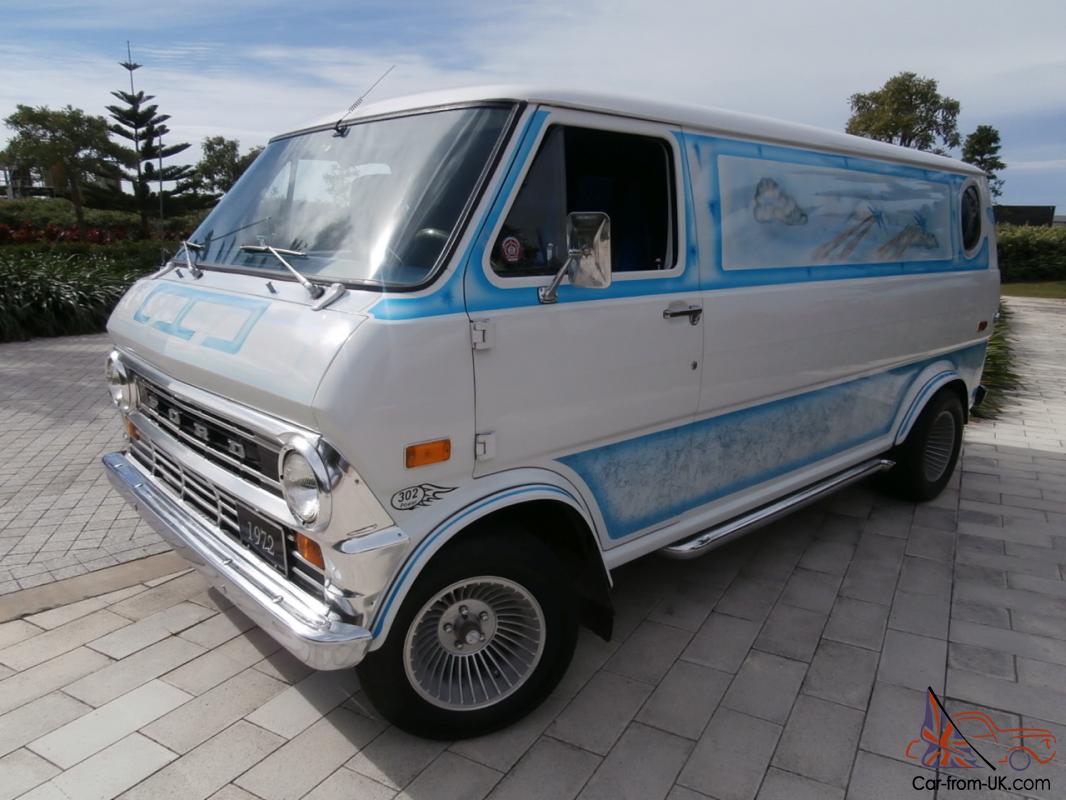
718, 155, 952, 271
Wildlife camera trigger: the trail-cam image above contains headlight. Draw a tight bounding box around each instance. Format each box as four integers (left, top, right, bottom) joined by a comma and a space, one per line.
279, 439, 332, 528
105, 351, 135, 413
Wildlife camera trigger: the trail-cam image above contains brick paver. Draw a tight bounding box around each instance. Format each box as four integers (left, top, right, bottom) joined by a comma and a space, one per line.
0, 336, 167, 594
0, 296, 1063, 798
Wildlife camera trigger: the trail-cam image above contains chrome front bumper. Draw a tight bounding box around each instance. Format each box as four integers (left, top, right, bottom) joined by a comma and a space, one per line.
103, 451, 372, 670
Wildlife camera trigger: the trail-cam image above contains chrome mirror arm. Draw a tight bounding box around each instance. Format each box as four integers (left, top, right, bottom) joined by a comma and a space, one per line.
537, 251, 580, 305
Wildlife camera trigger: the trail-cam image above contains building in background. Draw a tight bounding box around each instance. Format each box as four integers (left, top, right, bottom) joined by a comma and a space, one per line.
994, 205, 1056, 226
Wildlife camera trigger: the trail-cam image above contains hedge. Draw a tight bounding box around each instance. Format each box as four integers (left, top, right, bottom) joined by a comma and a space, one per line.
0, 240, 172, 273
0, 248, 160, 342
0, 198, 140, 229
996, 224, 1066, 283
0, 198, 209, 240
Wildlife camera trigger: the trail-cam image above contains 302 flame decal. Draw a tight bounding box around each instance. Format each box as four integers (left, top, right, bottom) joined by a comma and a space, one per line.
390, 483, 456, 511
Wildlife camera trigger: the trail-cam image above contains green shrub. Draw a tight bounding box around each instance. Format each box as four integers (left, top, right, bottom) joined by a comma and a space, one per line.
0, 197, 210, 239
0, 197, 138, 229
0, 249, 156, 342
996, 224, 1066, 282
972, 302, 1019, 420
0, 241, 171, 273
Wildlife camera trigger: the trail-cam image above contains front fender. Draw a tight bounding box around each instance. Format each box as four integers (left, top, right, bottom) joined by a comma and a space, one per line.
365, 471, 603, 648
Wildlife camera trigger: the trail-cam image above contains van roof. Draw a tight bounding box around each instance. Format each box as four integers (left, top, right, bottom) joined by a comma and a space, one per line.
299, 84, 984, 178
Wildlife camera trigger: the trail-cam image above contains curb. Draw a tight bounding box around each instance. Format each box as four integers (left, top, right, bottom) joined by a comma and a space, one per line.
0, 550, 188, 623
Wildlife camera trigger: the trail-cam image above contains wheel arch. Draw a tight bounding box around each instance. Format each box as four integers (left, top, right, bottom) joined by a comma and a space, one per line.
894, 366, 971, 447
367, 485, 613, 649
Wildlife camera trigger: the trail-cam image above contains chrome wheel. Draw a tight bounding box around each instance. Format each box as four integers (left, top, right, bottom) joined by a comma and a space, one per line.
403, 576, 546, 711
922, 410, 957, 483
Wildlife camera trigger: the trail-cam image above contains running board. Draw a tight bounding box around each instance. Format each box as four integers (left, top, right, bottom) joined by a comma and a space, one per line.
660, 458, 895, 560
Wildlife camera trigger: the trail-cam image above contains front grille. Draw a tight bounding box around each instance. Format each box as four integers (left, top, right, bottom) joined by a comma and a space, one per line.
133, 373, 283, 497
129, 436, 325, 596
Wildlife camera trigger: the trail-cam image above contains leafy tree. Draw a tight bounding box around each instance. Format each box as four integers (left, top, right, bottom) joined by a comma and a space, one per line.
100, 55, 196, 234
193, 136, 263, 195
846, 72, 961, 154
962, 124, 1006, 197
1, 105, 119, 230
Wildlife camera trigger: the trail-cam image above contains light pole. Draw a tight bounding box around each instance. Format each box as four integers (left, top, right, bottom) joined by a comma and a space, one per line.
159, 129, 164, 223
120, 42, 143, 207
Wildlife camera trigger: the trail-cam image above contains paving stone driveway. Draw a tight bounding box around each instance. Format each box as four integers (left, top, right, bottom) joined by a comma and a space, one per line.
0, 296, 1064, 800
0, 336, 167, 595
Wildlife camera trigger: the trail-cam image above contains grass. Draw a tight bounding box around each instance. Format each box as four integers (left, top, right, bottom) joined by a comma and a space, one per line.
1001, 281, 1066, 300
971, 301, 1020, 420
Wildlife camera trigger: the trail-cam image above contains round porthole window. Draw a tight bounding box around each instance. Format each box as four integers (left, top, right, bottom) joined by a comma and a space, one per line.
960, 184, 982, 253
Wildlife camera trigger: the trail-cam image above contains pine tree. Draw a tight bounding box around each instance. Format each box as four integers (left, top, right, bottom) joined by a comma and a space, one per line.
962, 125, 1006, 198
98, 45, 196, 234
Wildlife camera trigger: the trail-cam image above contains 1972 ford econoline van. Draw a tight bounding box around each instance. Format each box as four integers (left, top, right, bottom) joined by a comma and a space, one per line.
103, 86, 998, 737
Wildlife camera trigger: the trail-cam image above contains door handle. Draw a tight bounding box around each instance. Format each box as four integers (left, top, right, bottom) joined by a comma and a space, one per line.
663, 304, 703, 325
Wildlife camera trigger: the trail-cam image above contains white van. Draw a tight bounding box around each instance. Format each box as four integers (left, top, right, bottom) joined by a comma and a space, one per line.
103, 86, 998, 738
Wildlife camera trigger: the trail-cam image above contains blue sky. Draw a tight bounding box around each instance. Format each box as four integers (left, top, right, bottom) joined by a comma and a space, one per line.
3, 0, 1065, 209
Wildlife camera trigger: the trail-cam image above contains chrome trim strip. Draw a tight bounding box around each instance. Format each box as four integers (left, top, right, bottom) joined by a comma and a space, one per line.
103, 451, 371, 670
140, 375, 275, 448
139, 400, 283, 491
290, 548, 327, 576
129, 410, 297, 528
660, 458, 894, 559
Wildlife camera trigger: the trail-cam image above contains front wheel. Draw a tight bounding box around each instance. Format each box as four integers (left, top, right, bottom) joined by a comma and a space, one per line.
357, 532, 578, 739
882, 389, 965, 501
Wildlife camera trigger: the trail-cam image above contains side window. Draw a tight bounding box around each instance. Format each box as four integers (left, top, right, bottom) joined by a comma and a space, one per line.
960, 184, 982, 253
492, 125, 675, 276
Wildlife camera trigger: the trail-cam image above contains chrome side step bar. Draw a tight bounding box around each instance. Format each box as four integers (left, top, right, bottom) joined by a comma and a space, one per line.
660, 458, 895, 560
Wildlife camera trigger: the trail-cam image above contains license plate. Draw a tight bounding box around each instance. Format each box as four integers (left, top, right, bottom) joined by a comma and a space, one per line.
236, 505, 288, 574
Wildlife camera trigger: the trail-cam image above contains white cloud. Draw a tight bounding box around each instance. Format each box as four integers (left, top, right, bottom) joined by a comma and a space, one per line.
2, 0, 1064, 206
1009, 159, 1066, 172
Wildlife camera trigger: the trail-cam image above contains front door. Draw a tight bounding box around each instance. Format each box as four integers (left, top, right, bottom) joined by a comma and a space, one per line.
465, 107, 703, 543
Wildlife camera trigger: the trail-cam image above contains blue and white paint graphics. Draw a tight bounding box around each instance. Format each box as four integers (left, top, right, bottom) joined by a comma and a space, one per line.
681, 132, 988, 290
717, 155, 952, 270
561, 342, 986, 540
132, 284, 269, 354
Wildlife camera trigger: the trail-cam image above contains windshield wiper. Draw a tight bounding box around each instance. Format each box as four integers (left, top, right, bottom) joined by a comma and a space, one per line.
154, 239, 204, 279
238, 244, 324, 300
181, 240, 204, 279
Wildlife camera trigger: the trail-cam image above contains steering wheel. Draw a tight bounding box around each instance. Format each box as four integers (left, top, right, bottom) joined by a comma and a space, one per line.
414, 227, 450, 241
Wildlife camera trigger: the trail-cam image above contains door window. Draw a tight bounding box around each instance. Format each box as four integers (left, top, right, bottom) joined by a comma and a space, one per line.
492, 125, 676, 276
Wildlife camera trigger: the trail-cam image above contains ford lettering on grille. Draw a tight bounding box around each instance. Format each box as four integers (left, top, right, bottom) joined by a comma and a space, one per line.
133, 372, 283, 496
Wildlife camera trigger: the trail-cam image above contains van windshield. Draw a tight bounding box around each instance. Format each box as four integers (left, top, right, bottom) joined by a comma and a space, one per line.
188, 105, 513, 288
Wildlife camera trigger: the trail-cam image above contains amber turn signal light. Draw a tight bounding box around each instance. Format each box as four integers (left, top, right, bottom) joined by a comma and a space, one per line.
405, 438, 451, 468
295, 533, 325, 570
125, 419, 140, 441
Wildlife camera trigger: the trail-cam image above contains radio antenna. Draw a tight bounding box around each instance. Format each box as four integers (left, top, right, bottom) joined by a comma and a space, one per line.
333, 65, 395, 136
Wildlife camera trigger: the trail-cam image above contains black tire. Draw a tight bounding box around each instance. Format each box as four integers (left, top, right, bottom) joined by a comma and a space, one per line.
357, 529, 578, 739
882, 389, 964, 502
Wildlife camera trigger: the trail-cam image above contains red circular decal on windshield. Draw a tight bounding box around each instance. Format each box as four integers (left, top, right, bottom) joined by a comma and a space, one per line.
500, 236, 522, 263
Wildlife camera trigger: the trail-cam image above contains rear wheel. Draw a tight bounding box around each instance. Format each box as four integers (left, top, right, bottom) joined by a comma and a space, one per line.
357, 531, 578, 739
882, 389, 965, 501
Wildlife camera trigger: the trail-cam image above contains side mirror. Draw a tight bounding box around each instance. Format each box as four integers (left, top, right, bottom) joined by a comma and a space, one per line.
567, 212, 612, 289
538, 212, 611, 304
